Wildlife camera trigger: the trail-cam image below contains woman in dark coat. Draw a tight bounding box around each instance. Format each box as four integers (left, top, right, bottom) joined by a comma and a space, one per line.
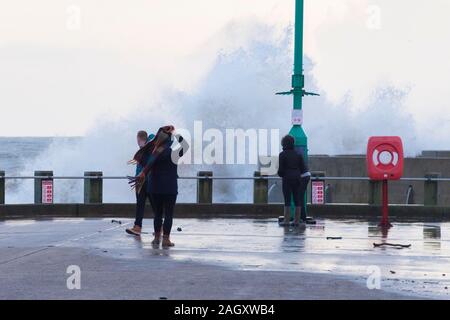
277, 135, 311, 226
147, 133, 188, 247
129, 126, 189, 247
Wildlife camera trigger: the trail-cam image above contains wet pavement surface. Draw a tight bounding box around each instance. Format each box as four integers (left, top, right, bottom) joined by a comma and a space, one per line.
0, 217, 449, 299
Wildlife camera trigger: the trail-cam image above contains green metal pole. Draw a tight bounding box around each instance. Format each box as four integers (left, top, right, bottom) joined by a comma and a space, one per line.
290, 0, 307, 152
294, 0, 304, 78
276, 0, 317, 221
289, 0, 308, 220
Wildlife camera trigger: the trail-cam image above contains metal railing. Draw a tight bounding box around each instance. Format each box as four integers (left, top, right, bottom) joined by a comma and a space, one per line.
0, 172, 448, 205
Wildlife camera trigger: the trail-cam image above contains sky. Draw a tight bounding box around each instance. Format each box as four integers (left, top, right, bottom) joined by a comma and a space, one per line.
0, 0, 292, 136
1, 0, 450, 144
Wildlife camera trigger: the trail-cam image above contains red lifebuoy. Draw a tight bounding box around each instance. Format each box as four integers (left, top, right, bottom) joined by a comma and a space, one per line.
367, 137, 404, 181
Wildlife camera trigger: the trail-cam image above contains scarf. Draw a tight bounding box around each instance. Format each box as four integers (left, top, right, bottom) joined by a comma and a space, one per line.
128, 125, 175, 193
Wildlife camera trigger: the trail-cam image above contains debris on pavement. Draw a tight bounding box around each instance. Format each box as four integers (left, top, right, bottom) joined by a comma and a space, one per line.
373, 243, 411, 248
326, 237, 342, 240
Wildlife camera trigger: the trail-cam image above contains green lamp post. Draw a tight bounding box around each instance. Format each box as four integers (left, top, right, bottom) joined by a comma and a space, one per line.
277, 0, 318, 220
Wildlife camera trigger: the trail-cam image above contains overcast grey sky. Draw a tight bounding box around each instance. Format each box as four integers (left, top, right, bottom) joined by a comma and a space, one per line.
1, 0, 449, 141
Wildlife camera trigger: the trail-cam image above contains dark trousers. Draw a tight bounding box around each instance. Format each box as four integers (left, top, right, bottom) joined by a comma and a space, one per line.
151, 193, 177, 236
134, 182, 153, 228
282, 176, 310, 220
299, 176, 310, 220
282, 178, 301, 207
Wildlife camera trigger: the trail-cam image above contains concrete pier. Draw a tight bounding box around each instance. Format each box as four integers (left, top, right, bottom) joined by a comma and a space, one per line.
307, 155, 450, 205
0, 218, 448, 299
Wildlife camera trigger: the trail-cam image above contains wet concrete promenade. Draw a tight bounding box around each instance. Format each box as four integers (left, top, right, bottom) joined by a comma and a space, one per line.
0, 218, 448, 299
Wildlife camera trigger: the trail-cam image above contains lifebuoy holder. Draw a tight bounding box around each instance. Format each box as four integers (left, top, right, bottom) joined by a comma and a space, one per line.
366, 137, 404, 228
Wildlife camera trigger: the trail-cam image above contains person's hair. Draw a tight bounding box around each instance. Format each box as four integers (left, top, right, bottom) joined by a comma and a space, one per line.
281, 135, 295, 150
137, 130, 148, 140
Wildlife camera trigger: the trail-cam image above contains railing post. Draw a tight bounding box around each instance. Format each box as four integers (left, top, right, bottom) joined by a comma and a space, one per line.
406, 184, 415, 204
0, 171, 5, 204
325, 183, 333, 204
197, 171, 213, 204
84, 171, 103, 204
368, 180, 382, 205
253, 171, 268, 204
424, 172, 440, 206
34, 171, 53, 204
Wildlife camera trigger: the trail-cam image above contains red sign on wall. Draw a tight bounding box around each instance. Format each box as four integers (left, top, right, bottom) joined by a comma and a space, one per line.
311, 180, 325, 204
41, 180, 53, 204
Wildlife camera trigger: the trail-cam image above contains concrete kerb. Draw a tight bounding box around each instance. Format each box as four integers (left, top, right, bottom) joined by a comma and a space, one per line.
1, 203, 450, 221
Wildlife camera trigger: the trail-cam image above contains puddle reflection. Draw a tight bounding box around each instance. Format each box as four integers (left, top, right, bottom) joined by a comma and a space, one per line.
423, 225, 441, 251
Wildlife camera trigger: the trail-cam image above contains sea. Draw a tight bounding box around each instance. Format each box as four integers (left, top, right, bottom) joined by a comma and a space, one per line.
0, 137, 256, 204
0, 137, 81, 175
0, 137, 83, 203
